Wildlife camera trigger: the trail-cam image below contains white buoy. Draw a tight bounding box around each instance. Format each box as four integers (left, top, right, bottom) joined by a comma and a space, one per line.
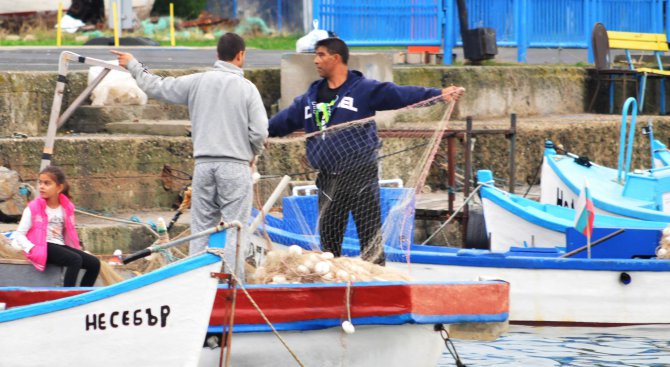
288, 245, 303, 256
320, 252, 334, 259
252, 171, 261, 184
303, 260, 315, 270
341, 320, 355, 334
315, 261, 331, 275
336, 269, 349, 281
663, 227, 670, 237
309, 253, 320, 263
322, 272, 334, 281
659, 248, 668, 258
296, 264, 309, 275
272, 275, 287, 283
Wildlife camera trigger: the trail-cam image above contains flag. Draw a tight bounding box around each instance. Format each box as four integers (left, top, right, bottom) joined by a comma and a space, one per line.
574, 178, 595, 239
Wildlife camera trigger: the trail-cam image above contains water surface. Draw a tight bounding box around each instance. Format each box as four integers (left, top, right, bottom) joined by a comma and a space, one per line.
439, 325, 670, 366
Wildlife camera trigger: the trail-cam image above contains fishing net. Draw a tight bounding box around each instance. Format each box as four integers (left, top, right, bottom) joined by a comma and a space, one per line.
250, 246, 410, 284
253, 94, 457, 269
657, 225, 670, 259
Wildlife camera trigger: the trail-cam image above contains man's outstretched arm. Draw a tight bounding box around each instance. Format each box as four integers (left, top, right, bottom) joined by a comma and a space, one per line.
111, 50, 194, 105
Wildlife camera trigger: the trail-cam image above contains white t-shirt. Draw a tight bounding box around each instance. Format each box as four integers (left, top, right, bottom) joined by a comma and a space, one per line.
12, 205, 66, 253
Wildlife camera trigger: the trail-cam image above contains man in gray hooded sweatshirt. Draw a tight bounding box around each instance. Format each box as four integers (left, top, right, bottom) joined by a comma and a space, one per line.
112, 33, 268, 281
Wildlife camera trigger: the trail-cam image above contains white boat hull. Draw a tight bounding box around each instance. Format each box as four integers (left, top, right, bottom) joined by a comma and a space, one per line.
389, 261, 667, 325
199, 324, 444, 367
540, 158, 620, 217
482, 196, 564, 251
0, 255, 222, 367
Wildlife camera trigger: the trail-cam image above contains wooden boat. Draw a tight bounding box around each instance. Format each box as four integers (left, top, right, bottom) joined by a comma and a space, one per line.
478, 170, 666, 252
0, 230, 227, 367
0, 277, 510, 366
238, 187, 670, 325
540, 98, 670, 222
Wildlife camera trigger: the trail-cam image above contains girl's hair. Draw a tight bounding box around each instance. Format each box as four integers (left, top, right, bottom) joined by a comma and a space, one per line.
39, 165, 71, 198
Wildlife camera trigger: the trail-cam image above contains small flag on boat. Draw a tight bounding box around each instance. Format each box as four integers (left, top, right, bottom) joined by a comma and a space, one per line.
574, 178, 595, 239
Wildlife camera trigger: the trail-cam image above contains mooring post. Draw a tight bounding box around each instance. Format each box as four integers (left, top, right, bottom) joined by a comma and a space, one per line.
508, 113, 517, 194
462, 117, 473, 240
447, 135, 456, 214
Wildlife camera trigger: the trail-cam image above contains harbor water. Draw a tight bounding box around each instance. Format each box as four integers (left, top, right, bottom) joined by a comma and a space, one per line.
439, 325, 670, 366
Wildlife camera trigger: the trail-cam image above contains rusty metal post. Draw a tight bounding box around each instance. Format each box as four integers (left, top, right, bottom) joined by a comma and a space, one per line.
508, 113, 517, 193
447, 136, 456, 214
462, 117, 473, 240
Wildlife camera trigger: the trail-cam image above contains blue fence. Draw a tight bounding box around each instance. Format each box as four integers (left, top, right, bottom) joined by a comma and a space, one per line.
313, 0, 668, 64
315, 0, 443, 46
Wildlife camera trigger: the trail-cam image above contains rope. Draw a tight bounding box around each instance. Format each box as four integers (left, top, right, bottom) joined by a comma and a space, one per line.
222, 267, 306, 367
421, 184, 484, 245
437, 325, 466, 367
75, 208, 159, 237
345, 280, 352, 322
523, 158, 544, 198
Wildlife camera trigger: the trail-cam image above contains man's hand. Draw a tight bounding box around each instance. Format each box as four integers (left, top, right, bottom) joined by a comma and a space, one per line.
442, 86, 466, 102
110, 50, 135, 69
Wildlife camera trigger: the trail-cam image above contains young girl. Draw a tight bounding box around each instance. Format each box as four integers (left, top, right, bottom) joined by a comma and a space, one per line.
13, 166, 100, 287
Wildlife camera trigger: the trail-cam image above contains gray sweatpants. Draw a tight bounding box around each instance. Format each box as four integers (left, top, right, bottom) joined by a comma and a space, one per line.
190, 160, 252, 282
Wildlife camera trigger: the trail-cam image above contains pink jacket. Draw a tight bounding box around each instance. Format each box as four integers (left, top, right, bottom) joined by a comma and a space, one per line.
24, 194, 81, 271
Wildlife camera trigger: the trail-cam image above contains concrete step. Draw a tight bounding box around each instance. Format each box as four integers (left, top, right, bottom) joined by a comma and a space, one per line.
0, 134, 193, 212
2, 113, 670, 215
65, 102, 190, 133
106, 120, 191, 136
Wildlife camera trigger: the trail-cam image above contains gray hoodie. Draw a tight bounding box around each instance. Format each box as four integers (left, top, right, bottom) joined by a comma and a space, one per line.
127, 59, 268, 163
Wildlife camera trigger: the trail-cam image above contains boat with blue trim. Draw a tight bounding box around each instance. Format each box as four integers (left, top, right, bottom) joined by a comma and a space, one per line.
0, 226, 229, 367
234, 185, 670, 325
0, 232, 510, 366
478, 170, 667, 252
540, 97, 670, 222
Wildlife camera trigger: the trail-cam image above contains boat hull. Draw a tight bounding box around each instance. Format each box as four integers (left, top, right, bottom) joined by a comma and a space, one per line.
0, 253, 222, 367
389, 255, 670, 325
199, 324, 444, 367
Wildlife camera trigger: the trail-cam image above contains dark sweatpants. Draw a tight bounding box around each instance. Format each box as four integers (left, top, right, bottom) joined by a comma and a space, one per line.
316, 163, 385, 265
46, 242, 101, 287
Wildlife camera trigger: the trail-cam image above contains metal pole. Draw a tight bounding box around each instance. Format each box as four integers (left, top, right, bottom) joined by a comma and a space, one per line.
41, 52, 70, 170
462, 117, 473, 241
447, 136, 456, 214
40, 51, 127, 170
464, 117, 472, 197
277, 0, 282, 32
508, 113, 517, 193
57, 69, 111, 128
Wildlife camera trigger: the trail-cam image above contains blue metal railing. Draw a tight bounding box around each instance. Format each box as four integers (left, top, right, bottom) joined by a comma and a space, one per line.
314, 0, 443, 46
313, 0, 667, 64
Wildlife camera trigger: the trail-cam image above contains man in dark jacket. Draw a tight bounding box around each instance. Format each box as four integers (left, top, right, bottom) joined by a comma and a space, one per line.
269, 37, 464, 265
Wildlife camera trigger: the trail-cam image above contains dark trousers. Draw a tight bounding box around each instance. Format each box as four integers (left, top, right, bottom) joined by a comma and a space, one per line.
46, 243, 101, 287
317, 163, 385, 265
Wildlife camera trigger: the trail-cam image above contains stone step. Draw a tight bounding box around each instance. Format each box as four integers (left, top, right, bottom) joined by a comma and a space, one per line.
65, 103, 190, 133
2, 113, 670, 215
106, 120, 191, 136
0, 134, 193, 212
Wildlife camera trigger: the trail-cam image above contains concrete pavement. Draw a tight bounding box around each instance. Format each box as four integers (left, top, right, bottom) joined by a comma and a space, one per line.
0, 46, 595, 71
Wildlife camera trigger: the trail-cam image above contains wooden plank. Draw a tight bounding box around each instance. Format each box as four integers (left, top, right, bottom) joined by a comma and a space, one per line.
608, 31, 666, 42
607, 31, 669, 52
609, 39, 669, 52
637, 67, 670, 76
